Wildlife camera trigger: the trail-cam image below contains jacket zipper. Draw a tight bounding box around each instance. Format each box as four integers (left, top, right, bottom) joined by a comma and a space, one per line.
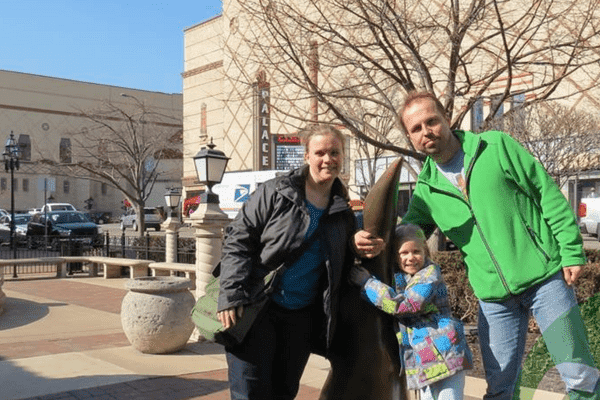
426, 138, 512, 297
463, 140, 513, 297
433, 183, 512, 297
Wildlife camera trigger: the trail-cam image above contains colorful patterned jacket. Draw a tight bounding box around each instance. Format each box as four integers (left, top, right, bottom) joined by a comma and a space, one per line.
360, 261, 473, 389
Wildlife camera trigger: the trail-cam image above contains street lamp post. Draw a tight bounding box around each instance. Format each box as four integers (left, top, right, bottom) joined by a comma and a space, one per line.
190, 139, 229, 341
45, 194, 55, 249
3, 132, 21, 278
162, 187, 182, 264
191, 139, 230, 296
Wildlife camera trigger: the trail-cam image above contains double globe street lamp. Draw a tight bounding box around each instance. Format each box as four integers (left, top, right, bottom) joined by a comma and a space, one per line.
3, 132, 21, 278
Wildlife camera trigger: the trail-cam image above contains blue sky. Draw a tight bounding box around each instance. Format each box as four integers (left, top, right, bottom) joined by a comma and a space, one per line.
0, 0, 223, 94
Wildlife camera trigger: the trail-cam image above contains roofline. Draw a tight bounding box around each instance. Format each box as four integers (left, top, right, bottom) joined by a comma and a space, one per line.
0, 69, 182, 97
184, 14, 222, 32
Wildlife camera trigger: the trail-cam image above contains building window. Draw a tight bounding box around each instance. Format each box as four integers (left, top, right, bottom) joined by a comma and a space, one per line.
18, 134, 31, 161
101, 183, 107, 195
63, 180, 70, 194
13, 178, 18, 192
511, 93, 525, 108
471, 97, 484, 132
510, 93, 527, 128
490, 94, 505, 131
98, 139, 108, 163
201, 103, 208, 139
60, 138, 72, 163
22, 178, 29, 192
0, 178, 6, 191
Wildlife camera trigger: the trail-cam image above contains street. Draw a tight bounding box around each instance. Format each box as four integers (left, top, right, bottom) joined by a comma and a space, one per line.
582, 233, 600, 250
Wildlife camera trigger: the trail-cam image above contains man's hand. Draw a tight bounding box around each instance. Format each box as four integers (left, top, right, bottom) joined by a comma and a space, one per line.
563, 266, 583, 286
217, 305, 244, 329
354, 230, 385, 259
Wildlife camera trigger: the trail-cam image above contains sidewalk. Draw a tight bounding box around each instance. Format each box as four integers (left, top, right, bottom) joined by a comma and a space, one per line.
0, 274, 556, 400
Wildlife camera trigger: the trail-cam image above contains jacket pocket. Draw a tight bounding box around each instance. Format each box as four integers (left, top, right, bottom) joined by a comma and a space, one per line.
525, 225, 551, 263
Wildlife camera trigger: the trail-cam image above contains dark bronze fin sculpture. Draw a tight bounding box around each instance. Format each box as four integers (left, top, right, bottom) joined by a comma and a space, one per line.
320, 158, 406, 400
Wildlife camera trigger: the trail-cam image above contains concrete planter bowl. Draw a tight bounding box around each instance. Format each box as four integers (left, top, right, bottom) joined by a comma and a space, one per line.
121, 276, 195, 354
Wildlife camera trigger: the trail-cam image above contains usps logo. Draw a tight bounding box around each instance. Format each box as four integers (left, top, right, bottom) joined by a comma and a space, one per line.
234, 185, 251, 203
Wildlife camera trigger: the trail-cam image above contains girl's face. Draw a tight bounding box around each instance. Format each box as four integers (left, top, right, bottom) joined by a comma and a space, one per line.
305, 133, 344, 185
397, 240, 425, 275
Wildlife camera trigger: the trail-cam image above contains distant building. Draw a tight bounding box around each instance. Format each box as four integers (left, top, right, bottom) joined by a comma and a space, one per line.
0, 70, 183, 219
182, 1, 600, 211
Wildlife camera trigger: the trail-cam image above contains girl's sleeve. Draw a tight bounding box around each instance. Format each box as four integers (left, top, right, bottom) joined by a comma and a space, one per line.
360, 264, 441, 316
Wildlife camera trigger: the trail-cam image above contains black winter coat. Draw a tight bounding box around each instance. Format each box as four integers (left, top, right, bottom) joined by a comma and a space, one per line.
218, 166, 356, 353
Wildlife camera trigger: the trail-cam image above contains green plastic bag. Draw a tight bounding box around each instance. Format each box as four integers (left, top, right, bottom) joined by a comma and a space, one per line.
191, 275, 270, 347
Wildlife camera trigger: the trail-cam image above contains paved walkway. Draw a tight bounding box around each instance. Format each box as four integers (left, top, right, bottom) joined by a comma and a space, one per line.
0, 274, 561, 400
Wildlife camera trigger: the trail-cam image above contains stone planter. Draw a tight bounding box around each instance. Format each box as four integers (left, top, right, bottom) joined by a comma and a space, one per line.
121, 276, 195, 354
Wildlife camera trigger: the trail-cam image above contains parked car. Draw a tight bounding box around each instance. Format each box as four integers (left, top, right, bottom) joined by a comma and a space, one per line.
0, 213, 31, 246
26, 210, 103, 250
0, 220, 8, 244
120, 207, 164, 231
40, 203, 77, 213
578, 196, 600, 239
90, 212, 112, 224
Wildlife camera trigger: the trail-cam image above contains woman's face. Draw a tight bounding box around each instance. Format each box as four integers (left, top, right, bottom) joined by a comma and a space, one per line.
305, 133, 344, 185
397, 240, 425, 275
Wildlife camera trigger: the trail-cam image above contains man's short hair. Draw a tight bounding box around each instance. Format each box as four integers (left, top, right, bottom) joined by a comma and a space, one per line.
399, 91, 447, 134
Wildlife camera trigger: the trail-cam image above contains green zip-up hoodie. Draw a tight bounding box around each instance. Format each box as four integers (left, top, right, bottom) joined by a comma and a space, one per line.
403, 130, 586, 301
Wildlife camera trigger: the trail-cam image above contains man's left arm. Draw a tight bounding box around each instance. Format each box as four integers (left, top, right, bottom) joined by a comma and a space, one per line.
499, 133, 587, 272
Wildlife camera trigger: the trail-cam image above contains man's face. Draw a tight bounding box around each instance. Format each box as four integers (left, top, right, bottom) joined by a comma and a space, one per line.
402, 98, 453, 160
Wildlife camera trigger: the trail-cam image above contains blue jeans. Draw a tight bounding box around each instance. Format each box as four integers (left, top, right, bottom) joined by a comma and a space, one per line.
478, 271, 600, 400
420, 371, 466, 400
225, 302, 317, 400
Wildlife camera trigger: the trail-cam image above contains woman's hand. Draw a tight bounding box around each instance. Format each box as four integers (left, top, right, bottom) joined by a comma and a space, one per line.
354, 230, 385, 258
217, 305, 244, 329
349, 265, 372, 287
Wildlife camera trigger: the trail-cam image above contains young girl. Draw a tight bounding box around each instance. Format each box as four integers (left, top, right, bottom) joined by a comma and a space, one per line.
350, 224, 473, 400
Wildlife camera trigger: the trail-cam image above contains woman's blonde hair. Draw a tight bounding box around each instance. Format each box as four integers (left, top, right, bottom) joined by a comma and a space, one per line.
394, 223, 430, 260
301, 124, 346, 155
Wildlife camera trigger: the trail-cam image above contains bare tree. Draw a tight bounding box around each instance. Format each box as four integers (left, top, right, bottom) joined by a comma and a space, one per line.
352, 108, 402, 197
64, 101, 182, 236
502, 103, 600, 189
231, 0, 600, 162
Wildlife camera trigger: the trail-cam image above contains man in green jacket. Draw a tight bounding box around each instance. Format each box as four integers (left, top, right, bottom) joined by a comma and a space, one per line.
355, 91, 599, 400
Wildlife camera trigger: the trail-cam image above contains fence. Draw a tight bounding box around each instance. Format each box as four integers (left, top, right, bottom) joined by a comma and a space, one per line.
0, 232, 196, 278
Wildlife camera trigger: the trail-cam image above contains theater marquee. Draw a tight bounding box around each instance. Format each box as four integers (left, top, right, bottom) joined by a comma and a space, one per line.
254, 82, 271, 170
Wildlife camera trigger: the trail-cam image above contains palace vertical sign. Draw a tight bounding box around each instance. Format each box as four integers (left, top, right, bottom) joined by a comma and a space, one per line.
254, 82, 271, 170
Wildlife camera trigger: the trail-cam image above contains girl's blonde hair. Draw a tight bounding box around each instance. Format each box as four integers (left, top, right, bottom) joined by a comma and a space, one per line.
394, 223, 431, 260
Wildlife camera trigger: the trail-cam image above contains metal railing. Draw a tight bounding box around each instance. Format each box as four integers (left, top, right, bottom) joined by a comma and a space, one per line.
0, 232, 196, 278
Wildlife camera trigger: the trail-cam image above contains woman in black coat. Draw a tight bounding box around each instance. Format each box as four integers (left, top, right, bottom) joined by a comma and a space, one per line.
217, 124, 356, 400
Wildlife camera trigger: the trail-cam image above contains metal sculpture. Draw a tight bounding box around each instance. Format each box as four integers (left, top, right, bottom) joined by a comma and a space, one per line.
320, 158, 406, 399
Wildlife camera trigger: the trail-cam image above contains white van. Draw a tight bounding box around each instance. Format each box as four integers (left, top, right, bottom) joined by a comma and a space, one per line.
212, 170, 288, 219
41, 203, 77, 213
578, 196, 600, 237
